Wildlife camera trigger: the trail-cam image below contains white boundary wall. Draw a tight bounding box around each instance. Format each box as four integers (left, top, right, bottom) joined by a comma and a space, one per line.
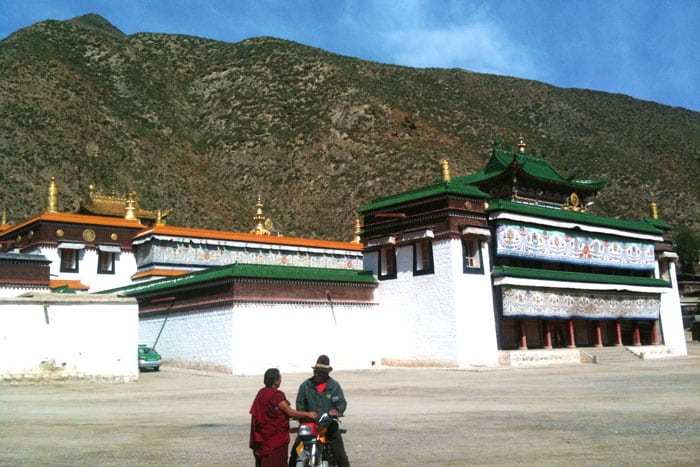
0, 294, 139, 381
139, 302, 381, 375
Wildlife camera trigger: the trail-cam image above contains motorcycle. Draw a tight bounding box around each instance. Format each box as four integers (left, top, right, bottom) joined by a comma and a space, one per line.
293, 413, 346, 467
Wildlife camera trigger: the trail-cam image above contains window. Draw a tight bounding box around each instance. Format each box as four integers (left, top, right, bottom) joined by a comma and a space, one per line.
463, 239, 483, 273
60, 249, 79, 272
97, 251, 115, 274
413, 239, 434, 275
378, 245, 396, 280
97, 244, 120, 274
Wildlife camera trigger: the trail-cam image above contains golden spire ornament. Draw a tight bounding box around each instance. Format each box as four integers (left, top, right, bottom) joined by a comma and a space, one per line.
47, 177, 58, 213
250, 195, 272, 235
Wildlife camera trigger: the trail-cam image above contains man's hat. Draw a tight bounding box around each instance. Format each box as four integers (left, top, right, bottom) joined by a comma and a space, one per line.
312, 354, 333, 372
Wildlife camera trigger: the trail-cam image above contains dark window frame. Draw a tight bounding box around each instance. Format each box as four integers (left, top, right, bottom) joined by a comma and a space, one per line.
97, 251, 116, 274
462, 238, 484, 274
413, 239, 434, 276
378, 245, 397, 280
60, 248, 79, 273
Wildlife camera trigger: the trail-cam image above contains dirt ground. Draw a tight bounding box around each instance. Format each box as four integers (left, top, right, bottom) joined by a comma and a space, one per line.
1, 344, 699, 466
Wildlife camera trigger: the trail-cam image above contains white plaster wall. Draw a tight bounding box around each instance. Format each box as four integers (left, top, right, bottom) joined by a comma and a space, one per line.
0, 286, 49, 298
450, 239, 500, 366
139, 307, 233, 371
371, 240, 459, 366
40, 247, 137, 292
659, 261, 687, 355
231, 302, 380, 375
366, 239, 499, 368
139, 302, 381, 375
0, 295, 138, 380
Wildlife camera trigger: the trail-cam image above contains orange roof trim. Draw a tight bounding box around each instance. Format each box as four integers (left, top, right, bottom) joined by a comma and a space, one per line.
134, 225, 364, 251
50, 279, 90, 290
131, 269, 192, 280
1, 211, 146, 236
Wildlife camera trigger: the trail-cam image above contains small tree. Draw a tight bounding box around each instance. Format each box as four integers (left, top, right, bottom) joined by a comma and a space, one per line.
674, 226, 700, 274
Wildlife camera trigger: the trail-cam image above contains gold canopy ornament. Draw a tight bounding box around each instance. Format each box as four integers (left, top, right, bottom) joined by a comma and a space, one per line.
75, 184, 170, 225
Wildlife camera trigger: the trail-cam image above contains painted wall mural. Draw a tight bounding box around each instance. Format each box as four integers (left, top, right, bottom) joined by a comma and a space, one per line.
496, 224, 656, 270
501, 286, 660, 319
149, 241, 362, 270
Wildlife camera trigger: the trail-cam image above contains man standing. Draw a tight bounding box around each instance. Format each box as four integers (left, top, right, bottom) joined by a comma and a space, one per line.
289, 355, 349, 467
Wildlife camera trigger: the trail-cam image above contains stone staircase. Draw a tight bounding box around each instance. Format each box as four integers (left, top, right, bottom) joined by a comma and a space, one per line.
581, 346, 642, 364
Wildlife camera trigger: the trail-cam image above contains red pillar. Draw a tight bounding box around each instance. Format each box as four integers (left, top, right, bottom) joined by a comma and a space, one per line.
632, 322, 641, 346
651, 320, 661, 345
595, 321, 603, 347
615, 320, 623, 346
519, 319, 528, 350
543, 320, 553, 349
567, 319, 576, 348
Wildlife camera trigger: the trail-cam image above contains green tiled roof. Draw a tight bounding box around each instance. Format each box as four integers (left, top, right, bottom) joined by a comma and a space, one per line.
492, 265, 670, 287
359, 181, 489, 213
454, 147, 608, 191
101, 263, 377, 297
487, 199, 664, 235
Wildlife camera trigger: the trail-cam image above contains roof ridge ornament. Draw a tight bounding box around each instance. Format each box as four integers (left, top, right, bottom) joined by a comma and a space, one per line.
517, 136, 526, 153
440, 159, 451, 182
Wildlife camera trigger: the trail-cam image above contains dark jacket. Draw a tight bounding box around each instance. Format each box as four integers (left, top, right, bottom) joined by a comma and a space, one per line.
295, 376, 347, 415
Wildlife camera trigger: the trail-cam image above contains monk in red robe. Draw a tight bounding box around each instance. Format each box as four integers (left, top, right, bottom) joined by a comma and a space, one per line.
250, 368, 317, 467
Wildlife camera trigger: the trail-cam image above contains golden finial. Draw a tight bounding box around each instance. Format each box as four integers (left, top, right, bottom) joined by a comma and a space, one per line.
1, 207, 6, 225
517, 136, 526, 153
440, 159, 451, 182
124, 190, 137, 220
156, 210, 164, 226
250, 195, 271, 235
649, 202, 659, 220
47, 177, 58, 213
352, 217, 362, 244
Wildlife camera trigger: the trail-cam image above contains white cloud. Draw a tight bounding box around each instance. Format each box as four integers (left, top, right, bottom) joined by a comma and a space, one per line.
382, 22, 540, 78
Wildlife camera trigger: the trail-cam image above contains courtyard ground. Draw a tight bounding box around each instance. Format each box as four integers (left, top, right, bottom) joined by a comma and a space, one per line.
1, 343, 699, 466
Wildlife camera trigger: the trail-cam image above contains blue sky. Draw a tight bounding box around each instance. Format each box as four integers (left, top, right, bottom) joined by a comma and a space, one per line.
2, 0, 699, 112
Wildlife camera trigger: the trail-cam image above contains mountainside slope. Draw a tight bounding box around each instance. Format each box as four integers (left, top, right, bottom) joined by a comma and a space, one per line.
1, 14, 698, 240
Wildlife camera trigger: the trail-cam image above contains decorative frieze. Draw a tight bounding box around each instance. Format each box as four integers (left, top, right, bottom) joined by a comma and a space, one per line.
496, 224, 656, 270
502, 286, 660, 319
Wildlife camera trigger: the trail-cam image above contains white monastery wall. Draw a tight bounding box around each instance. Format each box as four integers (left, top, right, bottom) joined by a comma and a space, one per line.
0, 294, 138, 381
367, 238, 499, 368
0, 286, 49, 298
42, 246, 136, 292
139, 307, 233, 372
231, 302, 380, 375
139, 302, 380, 375
450, 239, 499, 366
372, 240, 459, 366
658, 261, 687, 355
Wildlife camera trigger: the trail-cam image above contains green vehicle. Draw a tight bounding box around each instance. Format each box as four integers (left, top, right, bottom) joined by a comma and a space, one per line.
138, 345, 161, 372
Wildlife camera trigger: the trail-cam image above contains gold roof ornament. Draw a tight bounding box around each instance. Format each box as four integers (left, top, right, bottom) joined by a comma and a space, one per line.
124, 190, 137, 220
47, 177, 58, 213
440, 159, 451, 182
649, 202, 659, 220
517, 136, 526, 153
351, 217, 362, 244
250, 195, 272, 235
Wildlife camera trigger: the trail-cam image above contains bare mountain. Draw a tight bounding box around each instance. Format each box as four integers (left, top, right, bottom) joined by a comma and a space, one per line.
1, 14, 698, 240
